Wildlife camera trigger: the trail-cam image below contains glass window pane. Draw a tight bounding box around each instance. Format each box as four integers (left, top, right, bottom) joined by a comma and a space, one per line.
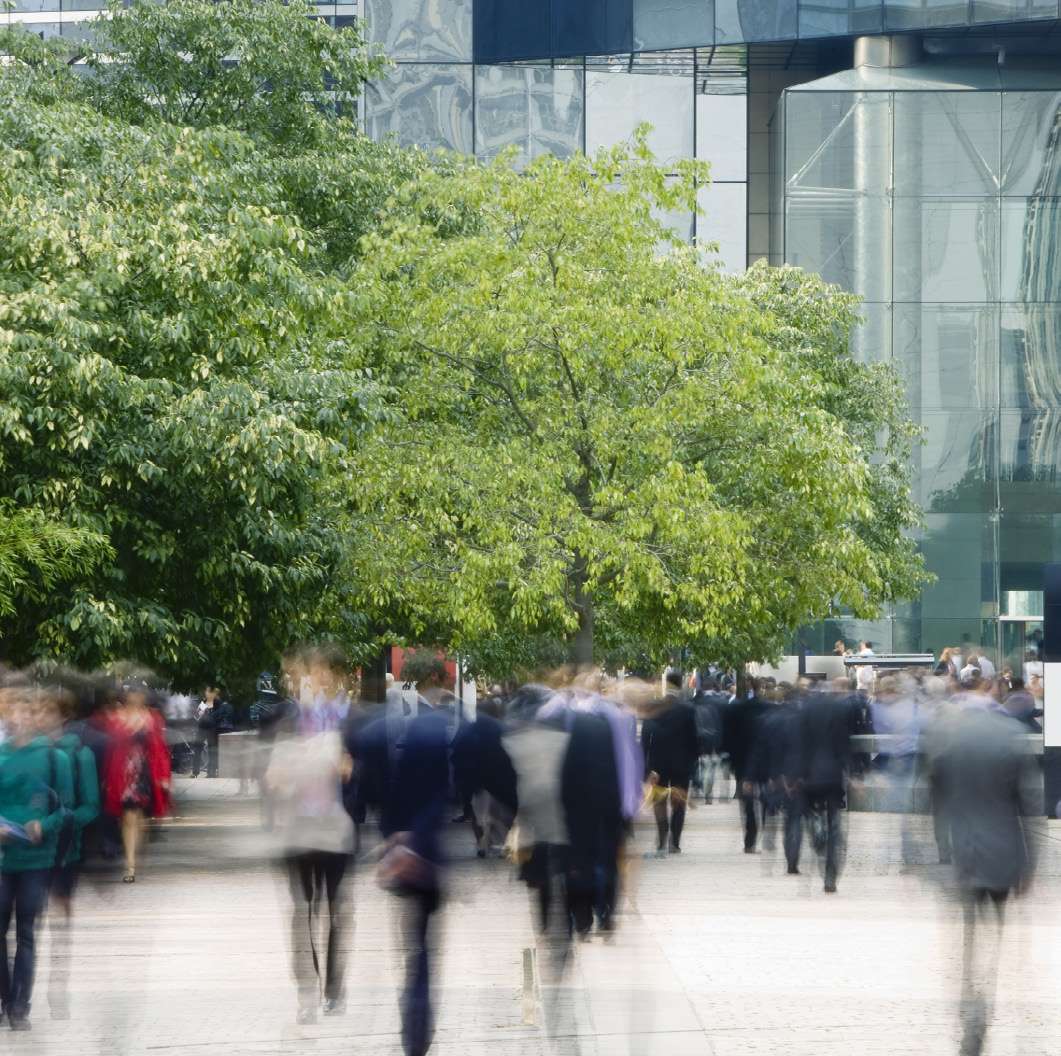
972, 0, 1057, 22
714, 0, 796, 42
883, 0, 972, 30
798, 0, 884, 37
1002, 91, 1061, 197
919, 514, 998, 619
785, 195, 891, 299
894, 198, 1001, 304
1001, 306, 1061, 409
916, 410, 996, 515
364, 63, 473, 154
850, 301, 892, 366
696, 92, 746, 181
365, 0, 472, 62
894, 305, 999, 412
633, 0, 714, 50
893, 92, 1000, 197
696, 182, 746, 271
1001, 197, 1061, 302
999, 410, 1061, 507
585, 70, 693, 166
475, 65, 584, 164
785, 91, 890, 195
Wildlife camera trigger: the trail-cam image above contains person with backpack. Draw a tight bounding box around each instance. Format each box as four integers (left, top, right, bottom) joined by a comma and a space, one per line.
36, 689, 100, 916
0, 682, 73, 1030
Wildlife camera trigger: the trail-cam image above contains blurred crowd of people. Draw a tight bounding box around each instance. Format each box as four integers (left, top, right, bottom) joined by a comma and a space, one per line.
0, 643, 1043, 1055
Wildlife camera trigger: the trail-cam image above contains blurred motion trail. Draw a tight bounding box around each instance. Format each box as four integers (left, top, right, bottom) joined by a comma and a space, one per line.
18, 777, 1061, 1056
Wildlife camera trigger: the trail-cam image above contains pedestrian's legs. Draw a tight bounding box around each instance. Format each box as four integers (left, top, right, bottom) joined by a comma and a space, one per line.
397, 888, 439, 1056
652, 795, 669, 852
959, 887, 1007, 1056
287, 855, 320, 1017
322, 853, 351, 1004
741, 786, 759, 851
669, 785, 688, 851
783, 792, 804, 872
822, 790, 846, 891
121, 808, 143, 880
8, 869, 47, 1018
0, 871, 16, 1014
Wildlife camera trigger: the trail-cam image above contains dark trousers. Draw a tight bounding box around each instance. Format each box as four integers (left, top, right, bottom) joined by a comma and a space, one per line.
0, 869, 50, 1016
806, 787, 845, 888
287, 851, 350, 1008
653, 783, 688, 850
960, 887, 1008, 1056
783, 792, 806, 871
395, 887, 440, 1056
740, 788, 763, 851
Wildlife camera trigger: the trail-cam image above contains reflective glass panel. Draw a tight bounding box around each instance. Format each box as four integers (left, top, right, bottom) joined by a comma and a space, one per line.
696, 92, 746, 181
919, 514, 999, 619
714, 0, 796, 41
883, 0, 972, 30
850, 301, 892, 366
785, 195, 890, 300
1001, 197, 1061, 302
893, 92, 1000, 197
894, 198, 1001, 304
893, 305, 999, 412
785, 91, 891, 195
10, 0, 59, 12
1002, 92, 1061, 197
916, 410, 996, 515
696, 182, 746, 271
365, 0, 473, 62
364, 64, 474, 154
475, 65, 584, 163
972, 0, 1057, 23
633, 0, 714, 50
797, 0, 884, 37
999, 410, 1061, 508
1001, 306, 1061, 410
585, 70, 694, 165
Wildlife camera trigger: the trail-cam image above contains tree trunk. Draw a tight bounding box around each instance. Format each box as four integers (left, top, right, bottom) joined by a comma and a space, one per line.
359, 646, 389, 706
572, 563, 595, 669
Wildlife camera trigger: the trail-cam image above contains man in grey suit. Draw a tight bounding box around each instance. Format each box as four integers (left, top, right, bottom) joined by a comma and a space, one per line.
934, 694, 1039, 1056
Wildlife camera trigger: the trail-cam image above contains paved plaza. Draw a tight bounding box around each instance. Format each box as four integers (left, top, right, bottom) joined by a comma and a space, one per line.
10, 776, 1061, 1056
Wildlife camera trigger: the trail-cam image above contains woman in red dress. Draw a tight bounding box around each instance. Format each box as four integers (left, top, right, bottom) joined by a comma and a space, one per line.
102, 688, 171, 882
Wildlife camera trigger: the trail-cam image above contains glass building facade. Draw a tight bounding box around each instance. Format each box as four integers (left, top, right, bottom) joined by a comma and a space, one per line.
778, 53, 1061, 665
9, 0, 1061, 668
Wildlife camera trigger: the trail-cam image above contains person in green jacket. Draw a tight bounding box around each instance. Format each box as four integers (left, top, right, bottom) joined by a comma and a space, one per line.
0, 683, 73, 1031
38, 688, 100, 1021
36, 690, 100, 917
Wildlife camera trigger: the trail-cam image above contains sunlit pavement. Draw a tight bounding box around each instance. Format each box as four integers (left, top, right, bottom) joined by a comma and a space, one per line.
15, 775, 1061, 1055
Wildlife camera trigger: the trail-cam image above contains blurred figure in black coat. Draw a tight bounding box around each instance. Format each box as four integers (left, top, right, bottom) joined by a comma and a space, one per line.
641, 672, 699, 855
933, 701, 1039, 1056
794, 685, 861, 892
721, 681, 772, 853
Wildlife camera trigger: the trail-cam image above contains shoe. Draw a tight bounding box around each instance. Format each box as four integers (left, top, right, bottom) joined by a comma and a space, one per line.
451, 813, 472, 823
787, 866, 800, 875
8, 1014, 30, 1031
123, 871, 136, 883
295, 1007, 316, 1025
322, 998, 346, 1016
743, 847, 758, 854
824, 880, 837, 893
668, 842, 681, 854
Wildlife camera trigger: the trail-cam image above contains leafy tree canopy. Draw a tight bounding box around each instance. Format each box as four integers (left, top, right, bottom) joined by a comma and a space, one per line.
0, 2, 407, 684
347, 138, 929, 675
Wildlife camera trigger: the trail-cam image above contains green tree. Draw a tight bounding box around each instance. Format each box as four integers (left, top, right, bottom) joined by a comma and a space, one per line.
0, 2, 404, 683
349, 141, 928, 672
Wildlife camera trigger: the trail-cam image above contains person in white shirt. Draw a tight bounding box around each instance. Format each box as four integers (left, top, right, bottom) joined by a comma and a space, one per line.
856, 641, 875, 697
975, 652, 996, 680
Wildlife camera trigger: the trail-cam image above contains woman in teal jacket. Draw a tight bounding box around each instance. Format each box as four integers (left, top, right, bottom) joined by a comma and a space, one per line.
0, 685, 73, 1029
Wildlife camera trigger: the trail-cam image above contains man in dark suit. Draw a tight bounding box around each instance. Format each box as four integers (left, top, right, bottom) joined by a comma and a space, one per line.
641, 672, 700, 854
933, 702, 1039, 1056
